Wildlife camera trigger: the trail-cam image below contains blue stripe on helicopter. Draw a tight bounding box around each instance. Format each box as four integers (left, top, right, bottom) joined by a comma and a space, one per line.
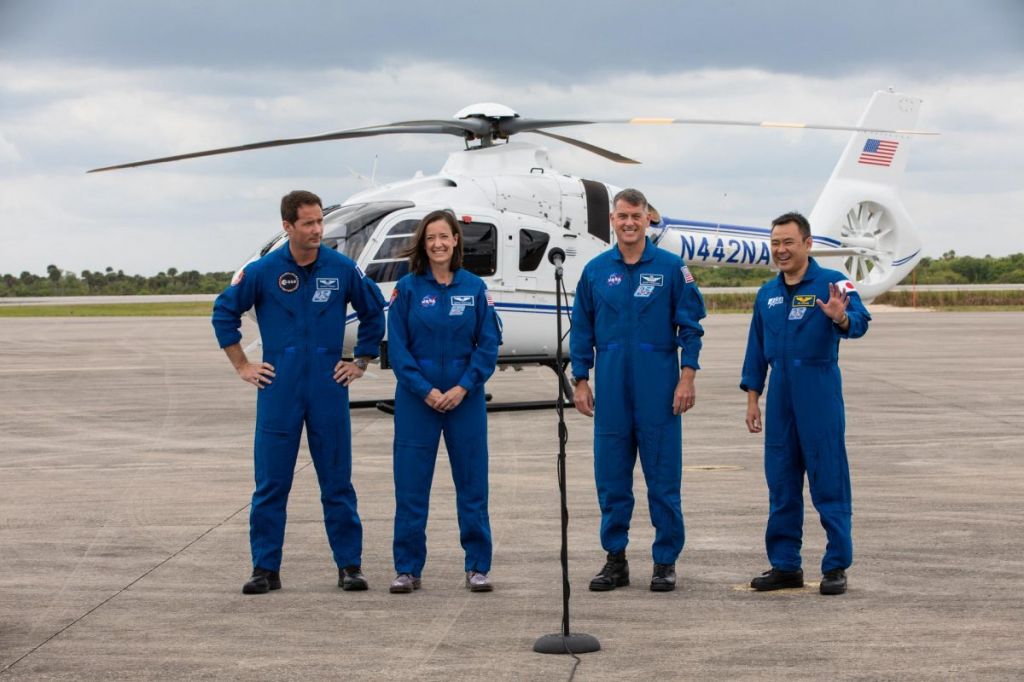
892, 249, 921, 267
659, 219, 843, 248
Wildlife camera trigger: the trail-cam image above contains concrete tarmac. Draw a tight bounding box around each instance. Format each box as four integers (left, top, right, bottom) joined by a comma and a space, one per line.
1, 311, 1022, 680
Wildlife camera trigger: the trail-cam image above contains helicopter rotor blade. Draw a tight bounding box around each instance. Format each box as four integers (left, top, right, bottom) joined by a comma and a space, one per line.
86, 121, 486, 173
528, 130, 640, 164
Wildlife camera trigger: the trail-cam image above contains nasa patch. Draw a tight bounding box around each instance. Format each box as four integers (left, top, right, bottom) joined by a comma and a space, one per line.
312, 289, 331, 303
634, 284, 656, 298
639, 273, 664, 287
278, 272, 299, 293
607, 273, 623, 287
420, 294, 437, 308
789, 307, 806, 320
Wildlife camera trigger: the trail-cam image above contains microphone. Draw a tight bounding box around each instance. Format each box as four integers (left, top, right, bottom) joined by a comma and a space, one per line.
547, 248, 566, 278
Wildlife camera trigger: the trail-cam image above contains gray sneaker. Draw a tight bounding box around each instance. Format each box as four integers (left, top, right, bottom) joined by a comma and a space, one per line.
466, 570, 493, 592
389, 573, 421, 594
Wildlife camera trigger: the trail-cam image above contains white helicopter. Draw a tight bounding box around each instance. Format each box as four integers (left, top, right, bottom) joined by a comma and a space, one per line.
90, 89, 933, 405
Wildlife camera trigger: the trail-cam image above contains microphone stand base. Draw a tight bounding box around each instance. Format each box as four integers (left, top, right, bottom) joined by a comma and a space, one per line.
533, 633, 601, 655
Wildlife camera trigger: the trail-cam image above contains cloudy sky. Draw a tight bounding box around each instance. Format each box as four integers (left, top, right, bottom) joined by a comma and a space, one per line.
2, 0, 1022, 276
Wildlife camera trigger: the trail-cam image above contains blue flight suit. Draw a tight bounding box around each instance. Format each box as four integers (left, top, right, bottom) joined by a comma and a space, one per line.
740, 257, 870, 574
570, 238, 706, 565
387, 268, 501, 576
212, 244, 386, 572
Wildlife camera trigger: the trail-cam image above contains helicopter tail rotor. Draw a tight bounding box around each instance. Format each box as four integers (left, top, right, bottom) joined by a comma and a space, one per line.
808, 90, 926, 300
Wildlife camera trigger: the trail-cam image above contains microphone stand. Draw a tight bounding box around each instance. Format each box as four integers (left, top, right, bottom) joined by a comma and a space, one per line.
533, 257, 601, 655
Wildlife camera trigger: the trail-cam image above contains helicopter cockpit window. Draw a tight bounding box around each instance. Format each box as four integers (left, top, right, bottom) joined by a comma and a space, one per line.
519, 229, 550, 272
363, 218, 497, 283
321, 200, 415, 261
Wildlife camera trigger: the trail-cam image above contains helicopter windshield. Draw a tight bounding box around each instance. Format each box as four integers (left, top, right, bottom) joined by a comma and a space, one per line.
322, 201, 415, 261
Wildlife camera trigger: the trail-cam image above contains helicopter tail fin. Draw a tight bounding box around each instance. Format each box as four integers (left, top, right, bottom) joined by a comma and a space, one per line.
809, 89, 928, 300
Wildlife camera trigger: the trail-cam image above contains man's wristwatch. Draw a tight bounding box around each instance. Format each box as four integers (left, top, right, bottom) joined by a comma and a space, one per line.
570, 376, 587, 387
353, 357, 369, 371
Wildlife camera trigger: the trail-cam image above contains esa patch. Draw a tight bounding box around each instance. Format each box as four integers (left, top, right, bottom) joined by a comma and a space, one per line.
278, 272, 299, 293
420, 294, 437, 308
312, 289, 331, 303
788, 307, 806, 320
793, 294, 817, 308
231, 269, 245, 286
634, 284, 655, 298
607, 273, 623, 287
639, 273, 664, 287
767, 295, 784, 308
316, 277, 339, 290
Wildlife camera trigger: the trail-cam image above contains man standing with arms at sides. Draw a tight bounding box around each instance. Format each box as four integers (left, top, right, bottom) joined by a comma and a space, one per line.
570, 188, 706, 593
212, 190, 386, 594
741, 211, 870, 596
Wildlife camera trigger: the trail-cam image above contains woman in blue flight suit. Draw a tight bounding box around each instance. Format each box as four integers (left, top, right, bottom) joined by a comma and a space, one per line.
386, 210, 501, 594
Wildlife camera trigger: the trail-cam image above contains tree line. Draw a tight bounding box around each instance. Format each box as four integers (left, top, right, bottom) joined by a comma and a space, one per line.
3, 252, 1023, 296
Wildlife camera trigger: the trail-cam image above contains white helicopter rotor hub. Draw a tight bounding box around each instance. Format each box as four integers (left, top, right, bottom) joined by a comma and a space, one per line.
454, 103, 519, 120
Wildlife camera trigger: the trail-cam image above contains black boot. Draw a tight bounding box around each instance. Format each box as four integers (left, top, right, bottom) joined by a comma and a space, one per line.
339, 565, 368, 591
589, 551, 629, 591
650, 563, 676, 592
750, 567, 804, 591
242, 567, 281, 595
819, 568, 847, 595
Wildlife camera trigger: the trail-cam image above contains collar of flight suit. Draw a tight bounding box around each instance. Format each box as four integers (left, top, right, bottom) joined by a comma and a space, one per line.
278, 244, 328, 271
611, 237, 657, 265
422, 266, 466, 287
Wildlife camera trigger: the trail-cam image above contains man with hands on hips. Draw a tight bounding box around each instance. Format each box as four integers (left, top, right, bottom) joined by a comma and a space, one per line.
213, 190, 386, 595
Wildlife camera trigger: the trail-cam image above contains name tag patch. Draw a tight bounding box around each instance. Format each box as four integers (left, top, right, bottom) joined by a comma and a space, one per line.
312, 289, 331, 303
450, 294, 475, 316
789, 307, 806, 320
639, 273, 664, 287
634, 284, 656, 298
316, 277, 339, 290
793, 294, 817, 308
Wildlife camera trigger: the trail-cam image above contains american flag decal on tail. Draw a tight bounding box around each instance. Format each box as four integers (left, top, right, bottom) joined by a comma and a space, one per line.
858, 138, 898, 167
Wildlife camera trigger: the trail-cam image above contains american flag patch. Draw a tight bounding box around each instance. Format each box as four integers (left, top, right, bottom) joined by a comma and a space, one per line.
681, 265, 695, 283
858, 138, 898, 167
485, 291, 495, 306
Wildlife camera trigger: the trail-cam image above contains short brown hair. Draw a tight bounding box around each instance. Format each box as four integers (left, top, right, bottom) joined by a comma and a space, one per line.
612, 188, 648, 211
402, 210, 464, 275
280, 190, 322, 224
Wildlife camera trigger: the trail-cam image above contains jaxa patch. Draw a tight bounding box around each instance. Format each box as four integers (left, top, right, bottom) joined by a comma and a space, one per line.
316, 277, 339, 290
634, 284, 656, 298
278, 272, 299, 293
767, 295, 784, 308
607, 272, 623, 287
312, 289, 331, 303
231, 268, 245, 286
639, 273, 664, 287
420, 294, 437, 308
789, 307, 806, 320
793, 294, 817, 308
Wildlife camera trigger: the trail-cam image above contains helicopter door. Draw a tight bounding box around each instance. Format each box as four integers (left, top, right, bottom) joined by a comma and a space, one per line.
515, 226, 552, 293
